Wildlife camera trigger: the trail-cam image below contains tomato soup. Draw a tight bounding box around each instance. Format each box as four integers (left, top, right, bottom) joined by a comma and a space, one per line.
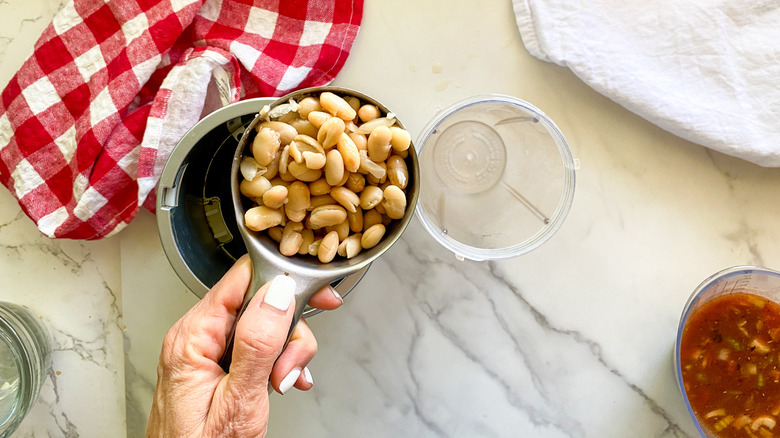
680, 293, 780, 437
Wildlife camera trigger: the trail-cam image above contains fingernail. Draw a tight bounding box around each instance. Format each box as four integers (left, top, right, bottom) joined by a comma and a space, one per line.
264, 275, 295, 311
279, 368, 301, 394
303, 366, 313, 385
330, 287, 342, 302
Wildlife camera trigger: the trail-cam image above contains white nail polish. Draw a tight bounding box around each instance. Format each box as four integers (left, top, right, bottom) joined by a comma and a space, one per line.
279, 368, 301, 394
264, 275, 295, 311
303, 366, 313, 385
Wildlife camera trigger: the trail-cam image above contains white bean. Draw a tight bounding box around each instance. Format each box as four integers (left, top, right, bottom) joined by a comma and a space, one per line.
245, 206, 284, 231
361, 224, 386, 249
318, 231, 339, 263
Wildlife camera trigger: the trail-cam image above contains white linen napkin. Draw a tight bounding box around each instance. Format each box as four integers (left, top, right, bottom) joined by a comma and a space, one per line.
513, 0, 780, 167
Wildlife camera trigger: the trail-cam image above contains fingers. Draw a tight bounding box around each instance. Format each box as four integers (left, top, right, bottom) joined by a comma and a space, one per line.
226, 275, 296, 397
220, 278, 342, 399
306, 284, 344, 311
270, 319, 318, 394
163, 255, 252, 365
265, 284, 342, 394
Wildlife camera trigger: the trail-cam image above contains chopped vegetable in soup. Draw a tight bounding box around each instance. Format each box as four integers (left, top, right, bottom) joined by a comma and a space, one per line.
681, 293, 780, 437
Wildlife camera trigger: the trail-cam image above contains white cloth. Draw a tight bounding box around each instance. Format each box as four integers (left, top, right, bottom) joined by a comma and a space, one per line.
513, 0, 780, 167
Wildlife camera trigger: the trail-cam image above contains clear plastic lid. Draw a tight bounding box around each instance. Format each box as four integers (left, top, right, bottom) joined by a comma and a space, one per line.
414, 95, 576, 261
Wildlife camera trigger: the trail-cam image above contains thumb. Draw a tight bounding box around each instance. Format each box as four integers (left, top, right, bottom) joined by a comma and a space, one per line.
227, 275, 296, 394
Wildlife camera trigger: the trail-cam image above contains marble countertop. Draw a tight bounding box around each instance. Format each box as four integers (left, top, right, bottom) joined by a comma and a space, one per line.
4, 1, 780, 437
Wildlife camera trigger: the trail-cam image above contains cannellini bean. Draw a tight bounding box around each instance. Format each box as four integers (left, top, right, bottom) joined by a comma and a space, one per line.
252, 127, 282, 166
307, 110, 331, 128
286, 181, 310, 211
245, 206, 284, 231
302, 151, 326, 169
279, 170, 297, 182
309, 177, 330, 196
317, 231, 339, 263
240, 175, 272, 198
310, 194, 336, 209
345, 96, 361, 113
367, 125, 392, 162
326, 219, 350, 241
310, 205, 348, 229
335, 238, 347, 257
325, 149, 345, 186
298, 229, 314, 255
258, 121, 297, 145
267, 226, 284, 242
337, 132, 360, 172
354, 117, 395, 135
337, 233, 362, 259
297, 96, 322, 119
289, 118, 319, 138
320, 91, 357, 121
387, 155, 408, 189
289, 135, 326, 170
330, 186, 360, 213
264, 152, 280, 180
347, 209, 363, 233
382, 185, 406, 219
285, 206, 307, 223
269, 177, 291, 188
393, 148, 409, 159
318, 116, 346, 149
349, 132, 367, 151
359, 186, 384, 210
279, 222, 303, 256
295, 134, 325, 150
308, 239, 321, 256
363, 209, 383, 230
288, 161, 322, 182
262, 185, 288, 209
345, 173, 365, 193
290, 135, 324, 159
361, 224, 386, 249
309, 178, 331, 196
389, 126, 411, 151
336, 170, 350, 186
357, 104, 380, 123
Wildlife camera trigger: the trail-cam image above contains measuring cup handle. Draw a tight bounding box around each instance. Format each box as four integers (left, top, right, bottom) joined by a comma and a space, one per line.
218, 264, 330, 377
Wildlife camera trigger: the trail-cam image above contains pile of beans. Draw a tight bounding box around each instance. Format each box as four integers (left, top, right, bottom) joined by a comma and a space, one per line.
238, 91, 412, 263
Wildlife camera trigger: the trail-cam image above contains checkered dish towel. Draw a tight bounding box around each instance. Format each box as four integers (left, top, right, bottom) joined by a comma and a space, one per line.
0, 0, 362, 239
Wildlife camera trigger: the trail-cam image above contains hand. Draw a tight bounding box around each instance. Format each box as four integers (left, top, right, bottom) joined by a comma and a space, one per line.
146, 255, 343, 437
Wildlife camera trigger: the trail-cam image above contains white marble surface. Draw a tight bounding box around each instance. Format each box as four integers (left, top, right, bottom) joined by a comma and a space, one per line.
0, 2, 126, 437
5, 0, 780, 437
121, 1, 780, 437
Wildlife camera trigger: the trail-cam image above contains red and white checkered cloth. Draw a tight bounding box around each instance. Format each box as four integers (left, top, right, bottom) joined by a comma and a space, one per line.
0, 0, 362, 239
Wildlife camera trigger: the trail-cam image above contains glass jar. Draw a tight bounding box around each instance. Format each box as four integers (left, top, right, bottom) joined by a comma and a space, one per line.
0, 302, 51, 437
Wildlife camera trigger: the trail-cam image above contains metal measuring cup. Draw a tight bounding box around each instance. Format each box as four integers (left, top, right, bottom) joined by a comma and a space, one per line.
219, 86, 419, 372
